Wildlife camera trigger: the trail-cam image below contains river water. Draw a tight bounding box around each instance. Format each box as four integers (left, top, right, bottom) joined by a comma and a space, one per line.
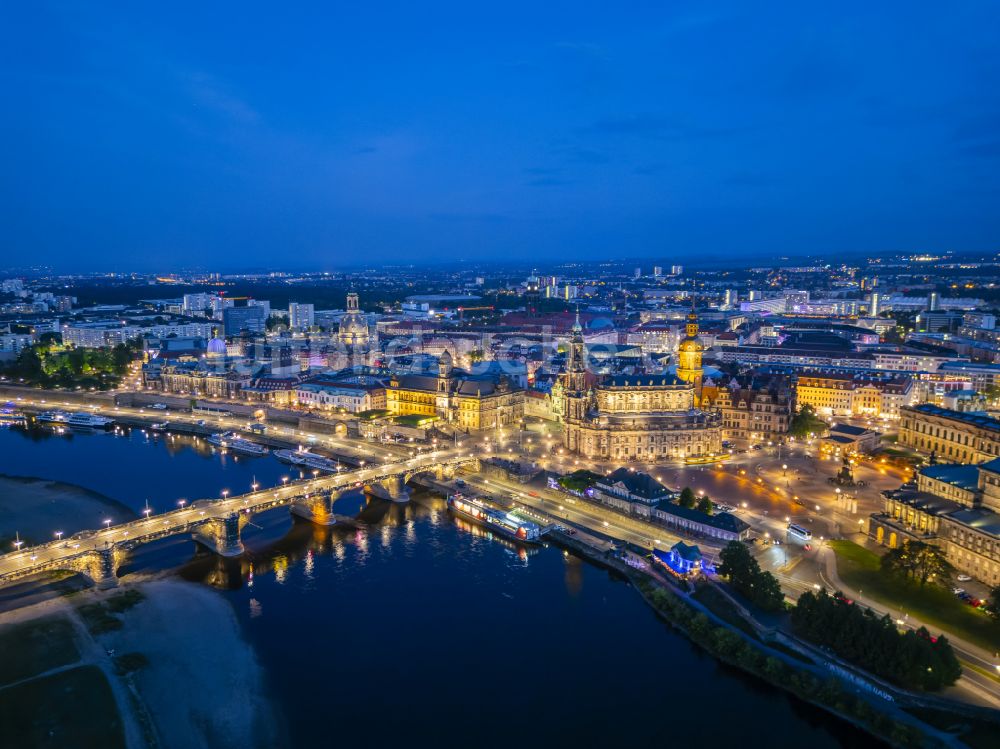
0, 425, 882, 748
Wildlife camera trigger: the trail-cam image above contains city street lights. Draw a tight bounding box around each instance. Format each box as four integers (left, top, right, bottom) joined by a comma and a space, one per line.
221, 489, 229, 500
103, 518, 112, 530
178, 499, 187, 509
55, 531, 63, 541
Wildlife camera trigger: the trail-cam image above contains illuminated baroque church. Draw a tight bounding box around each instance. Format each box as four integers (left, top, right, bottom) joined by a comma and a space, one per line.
561, 308, 720, 462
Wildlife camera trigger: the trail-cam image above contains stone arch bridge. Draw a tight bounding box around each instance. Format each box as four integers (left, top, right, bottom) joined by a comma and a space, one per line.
0, 454, 478, 589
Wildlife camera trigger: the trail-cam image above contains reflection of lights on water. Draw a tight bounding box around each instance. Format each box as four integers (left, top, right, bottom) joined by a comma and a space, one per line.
405, 519, 416, 542
304, 548, 315, 577
249, 598, 263, 618
333, 541, 345, 561
380, 525, 392, 547
273, 554, 289, 584
356, 530, 369, 556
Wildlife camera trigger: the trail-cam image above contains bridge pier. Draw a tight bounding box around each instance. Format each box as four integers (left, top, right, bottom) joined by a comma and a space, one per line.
86, 546, 120, 590
365, 473, 410, 503
289, 491, 340, 525
193, 511, 246, 557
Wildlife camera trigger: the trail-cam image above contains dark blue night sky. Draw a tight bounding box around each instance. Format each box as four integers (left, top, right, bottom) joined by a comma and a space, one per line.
2, 2, 998, 270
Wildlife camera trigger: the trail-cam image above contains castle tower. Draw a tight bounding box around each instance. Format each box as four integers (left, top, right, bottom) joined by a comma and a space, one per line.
676, 298, 704, 390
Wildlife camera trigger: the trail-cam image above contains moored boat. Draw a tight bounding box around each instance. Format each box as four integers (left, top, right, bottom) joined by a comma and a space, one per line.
207, 432, 269, 456
447, 493, 541, 544
65, 412, 114, 429
0, 403, 27, 426
274, 446, 340, 472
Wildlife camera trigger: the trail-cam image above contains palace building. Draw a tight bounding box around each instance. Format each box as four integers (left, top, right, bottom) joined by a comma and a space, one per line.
385, 350, 524, 431
561, 311, 721, 462
871, 460, 1000, 586
898, 404, 1000, 464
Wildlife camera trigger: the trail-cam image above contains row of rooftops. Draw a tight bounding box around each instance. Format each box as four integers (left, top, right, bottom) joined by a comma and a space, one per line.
903, 403, 1000, 432
595, 468, 750, 534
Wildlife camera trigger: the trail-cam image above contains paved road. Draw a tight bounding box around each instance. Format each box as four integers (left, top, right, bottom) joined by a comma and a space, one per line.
817, 545, 1000, 709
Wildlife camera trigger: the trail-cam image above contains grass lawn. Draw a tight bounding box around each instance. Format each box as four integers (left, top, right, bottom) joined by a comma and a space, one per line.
691, 584, 759, 639
0, 615, 80, 686
0, 666, 125, 749
905, 706, 1000, 749
829, 540, 1000, 652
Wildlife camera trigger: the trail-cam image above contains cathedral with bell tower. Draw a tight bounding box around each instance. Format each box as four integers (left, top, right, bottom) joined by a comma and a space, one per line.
559, 304, 720, 462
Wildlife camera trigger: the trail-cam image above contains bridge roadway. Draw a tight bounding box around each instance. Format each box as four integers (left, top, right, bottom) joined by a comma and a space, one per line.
0, 452, 477, 586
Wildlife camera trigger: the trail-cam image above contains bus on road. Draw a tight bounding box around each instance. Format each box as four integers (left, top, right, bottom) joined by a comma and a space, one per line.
786, 523, 813, 541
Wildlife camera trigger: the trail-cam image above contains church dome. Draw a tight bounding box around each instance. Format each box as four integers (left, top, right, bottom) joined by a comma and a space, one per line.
338, 292, 370, 348
338, 314, 368, 343
207, 337, 227, 356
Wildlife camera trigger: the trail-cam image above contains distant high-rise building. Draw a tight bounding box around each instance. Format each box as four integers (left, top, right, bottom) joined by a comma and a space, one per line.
474, 276, 485, 286
634, 267, 642, 279
288, 302, 315, 330
723, 289, 739, 309
653, 266, 663, 277
210, 295, 234, 320
248, 299, 272, 318
748, 290, 761, 301
783, 290, 810, 311
670, 265, 683, 276
928, 292, 940, 311
183, 292, 213, 314
869, 292, 881, 317
223, 305, 266, 336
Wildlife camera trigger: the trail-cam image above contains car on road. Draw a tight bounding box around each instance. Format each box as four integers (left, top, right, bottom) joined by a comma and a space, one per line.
151, 403, 167, 410
953, 587, 965, 596
455, 479, 466, 488
956, 574, 972, 582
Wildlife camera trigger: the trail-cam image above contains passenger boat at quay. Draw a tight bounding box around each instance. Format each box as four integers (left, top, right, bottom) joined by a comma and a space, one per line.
36, 410, 113, 429
274, 446, 341, 473
447, 493, 542, 544
0, 403, 27, 427
65, 412, 114, 429
206, 432, 269, 456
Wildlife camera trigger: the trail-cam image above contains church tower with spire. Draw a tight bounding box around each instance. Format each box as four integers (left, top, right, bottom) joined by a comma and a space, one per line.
676, 297, 704, 393
562, 309, 591, 450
